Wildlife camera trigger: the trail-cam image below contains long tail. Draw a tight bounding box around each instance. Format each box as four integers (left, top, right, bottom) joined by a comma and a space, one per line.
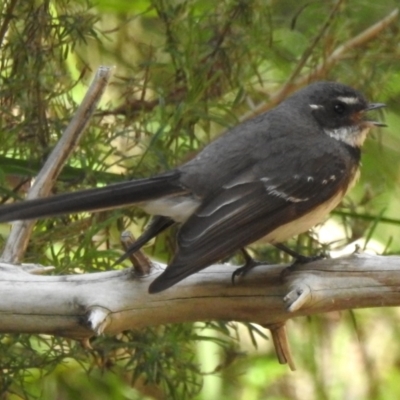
0, 171, 187, 222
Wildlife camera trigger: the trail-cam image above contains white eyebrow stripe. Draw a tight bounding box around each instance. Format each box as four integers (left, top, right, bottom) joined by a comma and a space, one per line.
309, 104, 323, 110
336, 96, 360, 104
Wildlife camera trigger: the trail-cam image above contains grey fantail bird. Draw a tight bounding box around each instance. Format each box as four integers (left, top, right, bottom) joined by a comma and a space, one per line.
0, 82, 386, 293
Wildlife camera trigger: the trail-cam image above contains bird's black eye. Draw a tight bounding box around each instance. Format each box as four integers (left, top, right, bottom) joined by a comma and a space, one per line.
333, 102, 346, 115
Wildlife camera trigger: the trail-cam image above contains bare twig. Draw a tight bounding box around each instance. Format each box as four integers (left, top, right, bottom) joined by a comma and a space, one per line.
0, 0, 18, 49
266, 323, 296, 371
283, 0, 345, 94
120, 230, 152, 275
240, 8, 399, 121
308, 8, 399, 81
0, 66, 113, 263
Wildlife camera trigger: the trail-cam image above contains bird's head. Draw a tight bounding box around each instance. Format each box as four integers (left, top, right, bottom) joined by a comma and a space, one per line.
289, 81, 386, 147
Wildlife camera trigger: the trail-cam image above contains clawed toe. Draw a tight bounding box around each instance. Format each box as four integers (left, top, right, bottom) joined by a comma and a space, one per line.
292, 253, 326, 265
231, 249, 266, 284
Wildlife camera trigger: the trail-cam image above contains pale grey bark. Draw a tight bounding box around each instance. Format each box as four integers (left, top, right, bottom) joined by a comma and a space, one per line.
0, 254, 398, 342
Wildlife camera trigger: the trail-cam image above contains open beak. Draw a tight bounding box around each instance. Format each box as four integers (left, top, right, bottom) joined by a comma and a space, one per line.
365, 103, 387, 127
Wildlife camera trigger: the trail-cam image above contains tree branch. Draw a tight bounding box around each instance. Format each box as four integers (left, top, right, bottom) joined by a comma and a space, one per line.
240, 8, 399, 121
0, 254, 399, 337
0, 66, 113, 263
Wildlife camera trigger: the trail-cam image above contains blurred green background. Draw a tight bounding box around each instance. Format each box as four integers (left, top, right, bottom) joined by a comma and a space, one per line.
0, 0, 400, 399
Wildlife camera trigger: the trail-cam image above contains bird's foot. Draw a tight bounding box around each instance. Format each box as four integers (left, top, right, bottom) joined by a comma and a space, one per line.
280, 253, 326, 280
274, 243, 327, 266
231, 249, 268, 284
291, 253, 326, 265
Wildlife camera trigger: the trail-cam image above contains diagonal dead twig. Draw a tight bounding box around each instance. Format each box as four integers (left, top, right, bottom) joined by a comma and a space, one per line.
283, 0, 345, 95
1, 66, 113, 264
120, 230, 152, 275
239, 8, 399, 121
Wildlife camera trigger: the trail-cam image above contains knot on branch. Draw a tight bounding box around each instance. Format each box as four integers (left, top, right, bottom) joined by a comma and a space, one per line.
87, 306, 111, 335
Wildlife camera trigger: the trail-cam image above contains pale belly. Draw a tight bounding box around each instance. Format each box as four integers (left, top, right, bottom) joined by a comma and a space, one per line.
265, 168, 360, 244
264, 190, 344, 244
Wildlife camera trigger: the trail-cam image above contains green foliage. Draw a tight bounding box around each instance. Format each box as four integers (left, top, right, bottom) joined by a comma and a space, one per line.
1, 0, 400, 398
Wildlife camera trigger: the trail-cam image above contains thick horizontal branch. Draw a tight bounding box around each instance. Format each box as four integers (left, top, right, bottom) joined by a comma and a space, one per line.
0, 254, 399, 340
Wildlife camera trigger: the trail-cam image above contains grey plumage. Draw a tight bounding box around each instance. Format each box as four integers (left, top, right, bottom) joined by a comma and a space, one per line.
0, 81, 385, 293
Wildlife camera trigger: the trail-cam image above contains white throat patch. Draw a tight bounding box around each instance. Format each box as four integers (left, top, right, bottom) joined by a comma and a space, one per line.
324, 125, 370, 147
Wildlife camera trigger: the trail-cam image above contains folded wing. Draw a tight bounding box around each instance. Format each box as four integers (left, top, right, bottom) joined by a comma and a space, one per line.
149, 151, 354, 293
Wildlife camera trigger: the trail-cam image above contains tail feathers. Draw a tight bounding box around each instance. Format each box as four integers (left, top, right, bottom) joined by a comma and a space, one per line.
114, 216, 175, 265
0, 171, 187, 223
148, 261, 204, 293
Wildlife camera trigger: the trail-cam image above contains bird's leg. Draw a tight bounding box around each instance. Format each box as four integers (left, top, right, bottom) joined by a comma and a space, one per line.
274, 243, 326, 265
231, 248, 268, 283
231, 243, 327, 284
